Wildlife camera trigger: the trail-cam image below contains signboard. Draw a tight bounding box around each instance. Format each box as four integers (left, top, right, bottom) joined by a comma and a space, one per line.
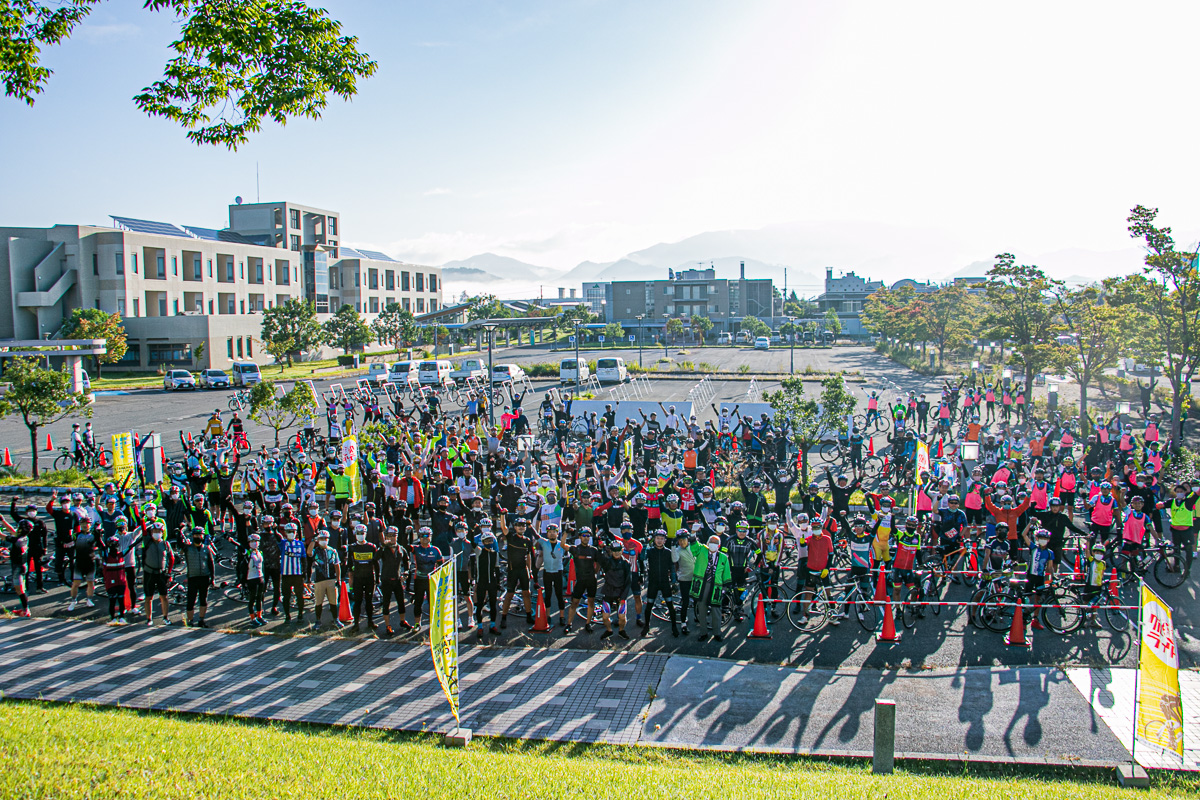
598, 335, 605, 342
1137, 585, 1184, 760
429, 559, 460, 723
915, 440, 931, 485
628, 335, 636, 342
569, 335, 576, 343
111, 432, 134, 482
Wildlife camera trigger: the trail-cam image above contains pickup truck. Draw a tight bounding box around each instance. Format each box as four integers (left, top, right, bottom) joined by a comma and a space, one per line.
450, 358, 487, 381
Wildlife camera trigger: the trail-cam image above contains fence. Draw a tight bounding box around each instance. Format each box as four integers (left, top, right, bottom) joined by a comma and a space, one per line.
746, 378, 761, 402
688, 376, 715, 406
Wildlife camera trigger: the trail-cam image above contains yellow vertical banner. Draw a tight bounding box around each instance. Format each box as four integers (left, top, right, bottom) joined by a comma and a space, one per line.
915, 440, 930, 485
429, 559, 460, 723
1137, 585, 1184, 760
341, 434, 361, 503
111, 432, 134, 482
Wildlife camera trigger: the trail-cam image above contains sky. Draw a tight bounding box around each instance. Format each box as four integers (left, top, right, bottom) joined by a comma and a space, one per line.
4, 0, 1200, 283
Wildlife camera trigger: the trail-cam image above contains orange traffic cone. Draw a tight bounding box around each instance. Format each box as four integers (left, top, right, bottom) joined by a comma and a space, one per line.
532, 586, 550, 632
337, 581, 353, 624
1004, 602, 1031, 647
1108, 570, 1120, 599
2, 448, 10, 468
1073, 551, 1083, 583
45, 433, 52, 451
867, 437, 875, 456
874, 566, 888, 602
567, 560, 576, 597
936, 438, 944, 458
877, 599, 900, 643
124, 581, 133, 612
98, 449, 107, 467
748, 595, 771, 638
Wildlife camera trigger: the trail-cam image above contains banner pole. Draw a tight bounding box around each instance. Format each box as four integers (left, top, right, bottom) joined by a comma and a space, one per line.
1131, 577, 1143, 770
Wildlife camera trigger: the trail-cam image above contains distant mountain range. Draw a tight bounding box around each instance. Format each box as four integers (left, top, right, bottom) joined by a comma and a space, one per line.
436, 222, 1151, 298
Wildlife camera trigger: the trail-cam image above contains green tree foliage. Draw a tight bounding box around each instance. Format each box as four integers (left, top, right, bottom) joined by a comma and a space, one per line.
764, 374, 857, 485
2, 0, 376, 149
690, 314, 713, 342
248, 379, 316, 446
0, 356, 91, 476
1054, 284, 1135, 429
822, 308, 842, 339
1122, 205, 1200, 453
602, 322, 626, 343
983, 254, 1064, 395
60, 308, 127, 377
665, 317, 685, 343
466, 294, 511, 321
370, 302, 418, 352
740, 316, 770, 339
922, 284, 977, 368
555, 305, 592, 332
261, 299, 321, 366
321, 304, 371, 355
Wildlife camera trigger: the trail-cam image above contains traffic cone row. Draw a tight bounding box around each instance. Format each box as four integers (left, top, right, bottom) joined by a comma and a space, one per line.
748, 595, 771, 638
532, 586, 550, 632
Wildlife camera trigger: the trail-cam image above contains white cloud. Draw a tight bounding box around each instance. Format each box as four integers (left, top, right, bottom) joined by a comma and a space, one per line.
423, 187, 453, 196
77, 22, 140, 41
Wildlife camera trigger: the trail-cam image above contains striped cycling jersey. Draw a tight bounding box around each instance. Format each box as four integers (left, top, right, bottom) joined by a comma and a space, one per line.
279, 539, 306, 576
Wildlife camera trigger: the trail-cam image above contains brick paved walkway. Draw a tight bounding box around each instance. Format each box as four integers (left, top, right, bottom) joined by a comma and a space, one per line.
0, 617, 1189, 769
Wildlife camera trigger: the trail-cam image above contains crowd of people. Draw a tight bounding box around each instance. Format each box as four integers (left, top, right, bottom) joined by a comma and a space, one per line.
2, 371, 1195, 646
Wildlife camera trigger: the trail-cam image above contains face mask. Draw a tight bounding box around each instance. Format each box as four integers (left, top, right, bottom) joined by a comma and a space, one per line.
767, 523, 778, 531
284, 531, 295, 540
192, 539, 203, 547
1177, 492, 1186, 500
456, 529, 467, 539
483, 538, 496, 550
356, 533, 366, 543
707, 541, 720, 552
250, 540, 260, 549
151, 532, 162, 542
715, 524, 727, 533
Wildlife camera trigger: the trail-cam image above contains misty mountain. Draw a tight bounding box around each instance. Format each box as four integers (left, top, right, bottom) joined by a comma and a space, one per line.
937, 248, 1147, 286
439, 252, 560, 282
441, 267, 495, 282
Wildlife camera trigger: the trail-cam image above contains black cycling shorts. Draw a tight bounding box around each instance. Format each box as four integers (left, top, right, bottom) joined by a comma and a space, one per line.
506, 568, 530, 594
571, 576, 598, 600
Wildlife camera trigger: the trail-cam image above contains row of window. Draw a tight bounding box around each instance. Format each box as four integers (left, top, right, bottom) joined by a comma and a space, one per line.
359, 297, 437, 314
115, 343, 193, 366
109, 292, 438, 318
363, 269, 437, 293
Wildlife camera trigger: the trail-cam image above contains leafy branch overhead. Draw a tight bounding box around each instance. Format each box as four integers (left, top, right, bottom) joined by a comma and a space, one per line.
3, 0, 377, 149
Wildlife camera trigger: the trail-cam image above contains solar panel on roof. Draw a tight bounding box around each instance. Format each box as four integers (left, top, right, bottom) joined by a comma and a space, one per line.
358, 249, 397, 262
182, 226, 259, 245
337, 246, 366, 260
110, 216, 190, 238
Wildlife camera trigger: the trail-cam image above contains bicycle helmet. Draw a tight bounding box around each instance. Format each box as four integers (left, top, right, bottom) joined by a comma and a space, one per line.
850, 515, 867, 527
418, 526, 433, 537
995, 522, 1009, 535
730, 501, 745, 513
750, 479, 763, 492
796, 512, 810, 523
619, 520, 633, 532
260, 515, 275, 526
665, 494, 679, 504
878, 496, 893, 508
904, 515, 918, 527
735, 520, 749, 532
578, 526, 592, 537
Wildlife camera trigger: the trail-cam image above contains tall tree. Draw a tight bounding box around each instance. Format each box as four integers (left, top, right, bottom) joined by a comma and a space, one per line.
602, 322, 626, 344
261, 298, 321, 366
740, 316, 770, 338
321, 304, 371, 355
3, 0, 377, 149
1054, 284, 1133, 430
690, 314, 713, 343
248, 380, 316, 446
60, 308, 128, 377
822, 308, 842, 339
371, 302, 418, 352
1124, 206, 1200, 453
466, 294, 511, 321
983, 254, 1064, 395
765, 374, 857, 485
0, 357, 91, 476
922, 284, 976, 369
665, 317, 685, 344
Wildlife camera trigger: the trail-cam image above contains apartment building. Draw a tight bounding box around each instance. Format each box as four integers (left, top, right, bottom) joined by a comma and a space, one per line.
601, 264, 778, 334
0, 201, 441, 370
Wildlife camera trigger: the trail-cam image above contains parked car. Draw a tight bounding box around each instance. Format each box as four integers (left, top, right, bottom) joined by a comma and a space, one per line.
198, 369, 230, 389
491, 363, 527, 385
559, 357, 590, 385
388, 361, 419, 387
163, 369, 197, 391
418, 359, 453, 385
716, 332, 733, 345
230, 361, 262, 387
754, 336, 770, 351
366, 362, 389, 386
596, 356, 628, 384
770, 332, 782, 345
450, 358, 487, 382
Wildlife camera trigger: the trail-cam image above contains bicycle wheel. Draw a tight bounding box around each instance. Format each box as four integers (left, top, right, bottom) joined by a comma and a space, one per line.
900, 592, 919, 629
223, 585, 246, 602
1104, 601, 1135, 633
852, 592, 878, 632
817, 442, 841, 464
980, 589, 1019, 633
53, 453, 75, 471
852, 414, 867, 432
860, 455, 883, 478
1153, 551, 1189, 589
228, 396, 242, 412
651, 596, 679, 622
785, 590, 821, 631
1040, 588, 1080, 634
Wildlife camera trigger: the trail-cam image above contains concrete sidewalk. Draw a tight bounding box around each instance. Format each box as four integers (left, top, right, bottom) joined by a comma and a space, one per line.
0, 617, 1164, 768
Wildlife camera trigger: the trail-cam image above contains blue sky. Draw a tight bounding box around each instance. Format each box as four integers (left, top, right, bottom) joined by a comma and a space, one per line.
4, 1, 1200, 278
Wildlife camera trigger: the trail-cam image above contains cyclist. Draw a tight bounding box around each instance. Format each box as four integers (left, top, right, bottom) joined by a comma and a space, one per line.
642, 529, 679, 637
726, 520, 761, 623
864, 390, 881, 427
691, 534, 731, 642
1025, 529, 1056, 631
204, 409, 224, 441
599, 539, 633, 640
891, 515, 921, 605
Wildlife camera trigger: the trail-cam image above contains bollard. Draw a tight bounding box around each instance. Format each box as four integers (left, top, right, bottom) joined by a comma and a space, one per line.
872, 699, 896, 774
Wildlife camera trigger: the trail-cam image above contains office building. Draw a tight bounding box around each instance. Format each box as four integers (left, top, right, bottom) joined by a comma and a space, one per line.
815, 268, 884, 337
599, 264, 778, 333
0, 201, 441, 370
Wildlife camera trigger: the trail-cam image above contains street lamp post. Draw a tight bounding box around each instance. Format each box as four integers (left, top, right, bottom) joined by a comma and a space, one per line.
662, 313, 669, 358
636, 314, 644, 367
788, 315, 796, 374
482, 322, 499, 428
572, 319, 583, 383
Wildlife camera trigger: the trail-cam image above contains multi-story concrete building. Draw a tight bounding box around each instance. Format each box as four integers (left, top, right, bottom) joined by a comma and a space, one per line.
815, 268, 884, 337
0, 201, 441, 371
600, 264, 778, 334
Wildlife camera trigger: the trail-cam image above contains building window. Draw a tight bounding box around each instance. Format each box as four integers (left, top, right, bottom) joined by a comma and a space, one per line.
236, 338, 243, 358
369, 297, 379, 313
385, 271, 394, 290
368, 269, 378, 290
207, 259, 213, 277
355, 302, 361, 312
354, 271, 360, 288
117, 298, 125, 316
401, 271, 410, 291
227, 338, 234, 358
254, 262, 262, 283
132, 298, 140, 317
274, 208, 283, 227
172, 256, 178, 276
415, 273, 424, 292
240, 300, 245, 314
115, 253, 123, 275
430, 298, 438, 311
148, 343, 191, 365
93, 254, 99, 275
156, 254, 165, 278
115, 344, 139, 365
290, 235, 301, 251
246, 338, 253, 357
173, 299, 179, 315
289, 208, 300, 229
402, 298, 410, 311
417, 298, 425, 313
239, 261, 244, 280
429, 273, 437, 293
208, 300, 214, 315
225, 260, 234, 282
328, 216, 337, 235
132, 253, 138, 274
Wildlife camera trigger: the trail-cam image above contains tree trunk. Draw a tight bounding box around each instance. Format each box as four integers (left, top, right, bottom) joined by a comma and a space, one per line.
1172, 386, 1185, 456
1024, 366, 1035, 426
29, 424, 39, 478
1078, 376, 1089, 438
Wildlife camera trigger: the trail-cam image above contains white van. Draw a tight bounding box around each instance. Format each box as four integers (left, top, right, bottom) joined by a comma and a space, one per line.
388, 361, 419, 387
596, 356, 628, 384
559, 357, 590, 385
230, 361, 262, 387
717, 332, 732, 345
418, 359, 453, 385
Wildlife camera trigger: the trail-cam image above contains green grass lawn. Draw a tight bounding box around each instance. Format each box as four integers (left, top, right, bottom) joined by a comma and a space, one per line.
1, 701, 1193, 799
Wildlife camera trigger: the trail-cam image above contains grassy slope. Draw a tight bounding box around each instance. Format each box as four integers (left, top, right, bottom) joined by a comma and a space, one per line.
1, 701, 1194, 800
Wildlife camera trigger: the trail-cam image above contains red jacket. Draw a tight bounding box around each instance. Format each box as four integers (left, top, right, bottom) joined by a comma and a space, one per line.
394, 475, 425, 507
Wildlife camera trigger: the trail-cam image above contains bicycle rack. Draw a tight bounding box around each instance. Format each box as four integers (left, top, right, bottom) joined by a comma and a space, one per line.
746, 378, 761, 403
584, 375, 602, 394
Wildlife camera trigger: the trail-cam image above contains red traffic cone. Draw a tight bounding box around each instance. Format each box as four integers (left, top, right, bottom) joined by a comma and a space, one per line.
567, 560, 576, 597
877, 599, 900, 643
124, 581, 133, 611
749, 595, 771, 638
45, 433, 52, 451
867, 437, 875, 456
1108, 570, 1119, 599
1004, 602, 1031, 647
98, 449, 107, 467
532, 586, 550, 632
2, 448, 10, 468
936, 439, 944, 458
1073, 551, 1083, 583
873, 567, 888, 602
337, 581, 353, 624
186, 432, 192, 443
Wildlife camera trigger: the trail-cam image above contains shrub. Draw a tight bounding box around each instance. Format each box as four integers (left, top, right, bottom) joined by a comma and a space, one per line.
677, 361, 695, 372
738, 364, 751, 374
698, 362, 717, 373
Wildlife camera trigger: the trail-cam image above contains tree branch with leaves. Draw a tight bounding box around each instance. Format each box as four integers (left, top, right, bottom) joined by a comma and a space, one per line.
0, 357, 92, 476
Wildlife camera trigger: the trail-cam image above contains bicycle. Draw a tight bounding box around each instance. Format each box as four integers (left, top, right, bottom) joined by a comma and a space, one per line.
785, 575, 876, 633
228, 390, 251, 412
1112, 542, 1190, 590
52, 445, 110, 471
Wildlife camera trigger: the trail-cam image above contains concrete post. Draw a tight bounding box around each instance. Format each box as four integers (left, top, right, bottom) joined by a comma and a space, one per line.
143, 433, 164, 486
872, 699, 895, 774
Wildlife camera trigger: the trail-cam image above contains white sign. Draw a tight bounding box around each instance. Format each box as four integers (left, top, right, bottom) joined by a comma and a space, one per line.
569, 400, 693, 429
628, 335, 635, 341
598, 335, 605, 342
569, 335, 576, 343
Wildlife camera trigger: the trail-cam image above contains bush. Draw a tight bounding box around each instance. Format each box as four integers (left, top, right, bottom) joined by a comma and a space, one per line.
626, 362, 654, 374
657, 357, 672, 364
738, 364, 751, 374
698, 362, 717, 373
0, 467, 112, 488
677, 361, 695, 372
522, 363, 559, 378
